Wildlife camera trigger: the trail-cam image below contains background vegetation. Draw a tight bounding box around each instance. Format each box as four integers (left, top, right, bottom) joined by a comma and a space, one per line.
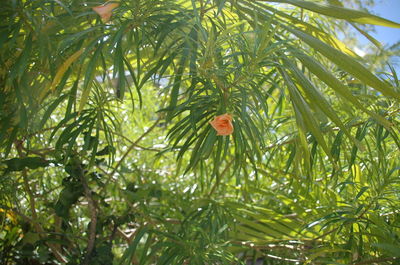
1, 0, 399, 264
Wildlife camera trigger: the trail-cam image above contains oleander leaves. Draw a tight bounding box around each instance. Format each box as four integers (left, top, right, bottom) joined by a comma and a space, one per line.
1, 0, 399, 264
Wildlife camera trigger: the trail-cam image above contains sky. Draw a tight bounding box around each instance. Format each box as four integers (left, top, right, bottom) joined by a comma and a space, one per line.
368, 0, 400, 46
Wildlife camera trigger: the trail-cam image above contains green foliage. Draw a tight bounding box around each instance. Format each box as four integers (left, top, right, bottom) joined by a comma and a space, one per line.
1, 0, 399, 264
3, 157, 49, 172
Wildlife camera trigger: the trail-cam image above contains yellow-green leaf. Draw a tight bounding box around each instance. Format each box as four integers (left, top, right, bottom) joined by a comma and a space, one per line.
42, 49, 84, 100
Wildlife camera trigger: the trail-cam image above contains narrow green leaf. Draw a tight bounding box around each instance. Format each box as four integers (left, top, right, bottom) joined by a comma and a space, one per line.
287, 27, 400, 100
168, 47, 188, 119
242, 2, 358, 57
4, 157, 49, 172
263, 0, 400, 28
80, 43, 104, 112
285, 58, 361, 149
354, 187, 369, 201
280, 68, 333, 160
372, 243, 400, 257
39, 94, 69, 128
119, 226, 149, 265
296, 53, 392, 128
9, 33, 32, 80
350, 23, 382, 49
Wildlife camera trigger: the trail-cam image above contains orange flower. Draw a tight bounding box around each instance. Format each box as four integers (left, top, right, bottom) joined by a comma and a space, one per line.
210, 113, 234, 136
92, 2, 119, 22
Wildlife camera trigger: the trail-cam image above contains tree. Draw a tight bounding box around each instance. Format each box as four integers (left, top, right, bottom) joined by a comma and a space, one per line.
1, 0, 399, 264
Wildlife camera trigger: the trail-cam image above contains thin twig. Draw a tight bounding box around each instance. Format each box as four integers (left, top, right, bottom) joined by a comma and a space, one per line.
116, 228, 130, 242
108, 118, 161, 179
208, 158, 235, 197
352, 257, 397, 265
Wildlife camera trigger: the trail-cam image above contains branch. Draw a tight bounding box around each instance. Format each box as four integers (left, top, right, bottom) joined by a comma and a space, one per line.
78, 165, 98, 265
14, 141, 67, 264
